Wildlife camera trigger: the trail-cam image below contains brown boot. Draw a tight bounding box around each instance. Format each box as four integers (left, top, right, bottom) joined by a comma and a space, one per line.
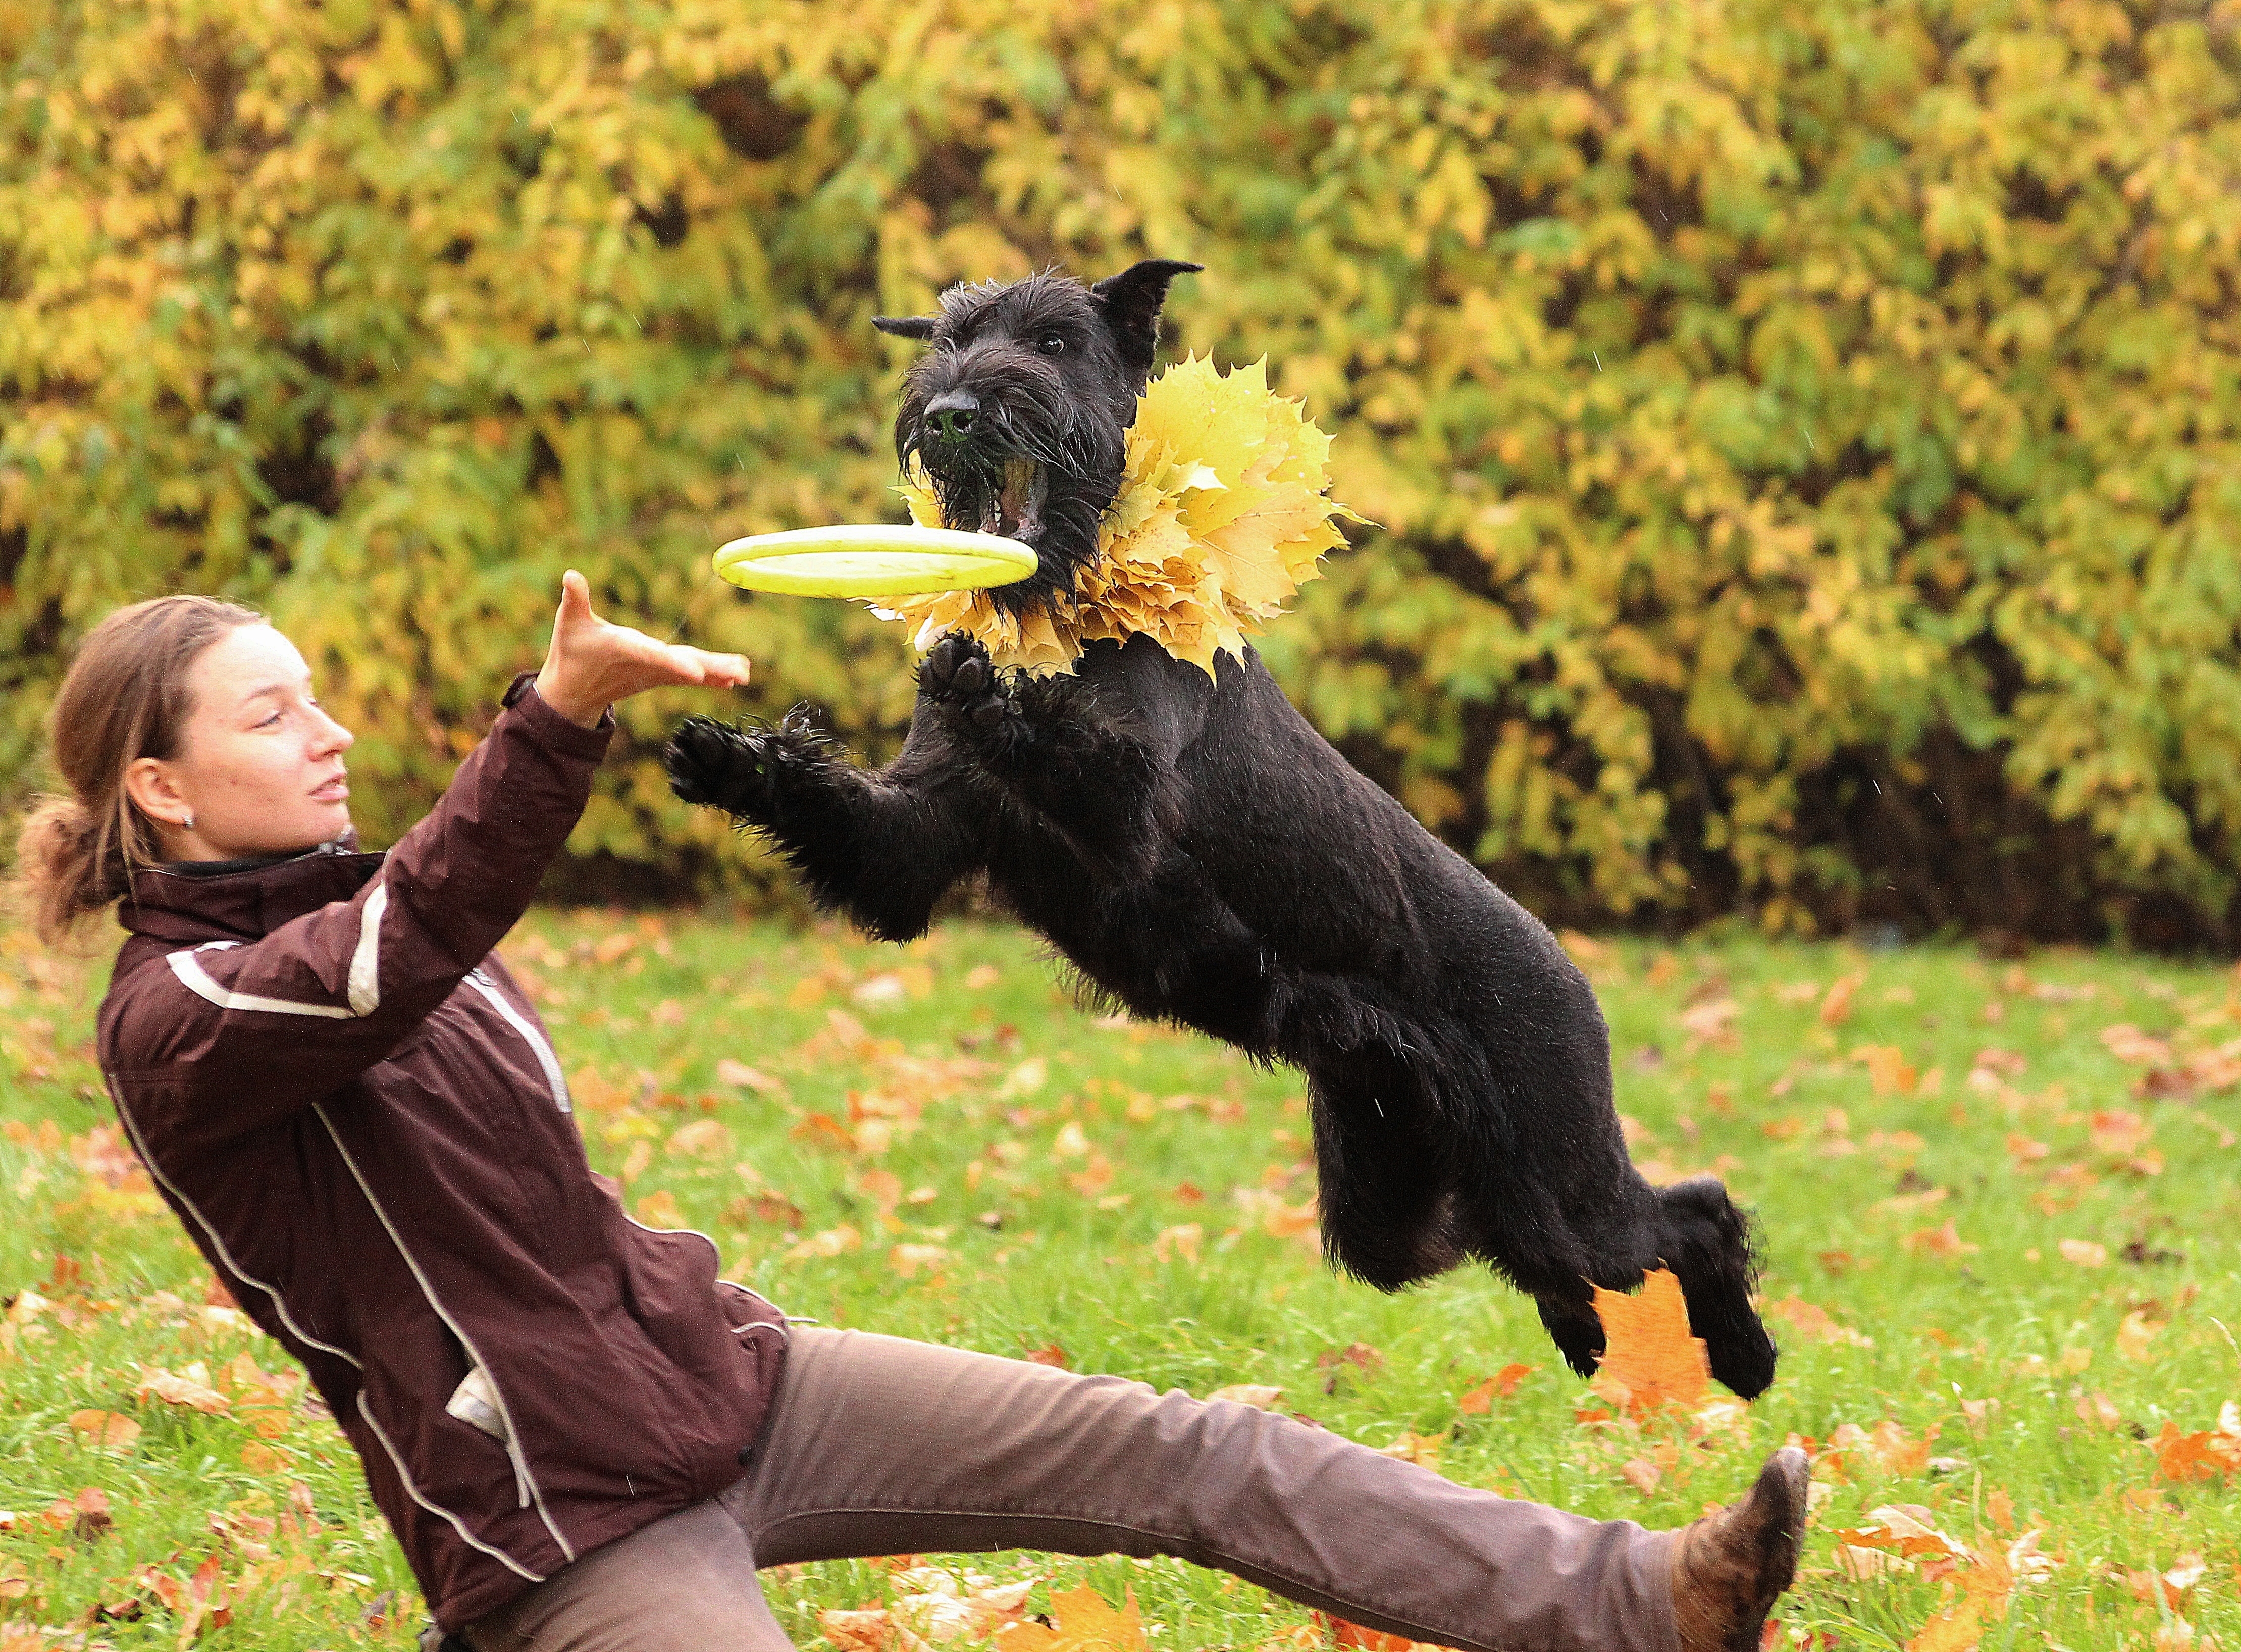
1669, 1445, 1809, 1652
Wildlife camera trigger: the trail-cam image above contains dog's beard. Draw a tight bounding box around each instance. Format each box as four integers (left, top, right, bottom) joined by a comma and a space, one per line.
900, 403, 1127, 614
928, 458, 1047, 544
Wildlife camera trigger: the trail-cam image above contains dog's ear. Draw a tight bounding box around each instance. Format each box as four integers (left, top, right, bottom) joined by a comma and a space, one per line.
1090, 260, 1203, 372
873, 314, 939, 341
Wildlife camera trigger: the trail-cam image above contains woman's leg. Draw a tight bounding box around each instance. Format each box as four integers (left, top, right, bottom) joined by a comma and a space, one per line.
460, 1500, 792, 1652
723, 1328, 1681, 1652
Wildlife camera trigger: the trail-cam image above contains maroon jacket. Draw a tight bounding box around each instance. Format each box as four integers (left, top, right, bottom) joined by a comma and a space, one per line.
96, 676, 787, 1632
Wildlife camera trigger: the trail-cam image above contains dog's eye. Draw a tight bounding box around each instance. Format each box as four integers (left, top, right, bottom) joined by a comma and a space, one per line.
1036, 334, 1066, 356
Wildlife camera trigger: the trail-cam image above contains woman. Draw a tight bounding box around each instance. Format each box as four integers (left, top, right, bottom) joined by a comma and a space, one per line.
16, 576, 1806, 1652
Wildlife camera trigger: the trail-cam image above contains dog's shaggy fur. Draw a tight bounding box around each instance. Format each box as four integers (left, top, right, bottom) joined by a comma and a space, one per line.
667, 263, 1779, 1396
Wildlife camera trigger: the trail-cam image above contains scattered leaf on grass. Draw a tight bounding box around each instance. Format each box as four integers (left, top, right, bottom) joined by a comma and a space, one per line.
715, 1059, 787, 1097
68, 1410, 140, 1453
1208, 1385, 1284, 1409
1766, 1297, 1872, 1347
2152, 1405, 2241, 1481
823, 1568, 1039, 1651
1589, 1268, 1709, 1415
136, 1365, 230, 1413
54, 1485, 112, 1539
1374, 1430, 1444, 1467
996, 1584, 1146, 1652
1457, 1364, 1535, 1413
1311, 1610, 1459, 1652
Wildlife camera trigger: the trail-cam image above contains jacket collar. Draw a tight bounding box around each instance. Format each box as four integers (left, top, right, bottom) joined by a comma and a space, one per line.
119, 833, 384, 946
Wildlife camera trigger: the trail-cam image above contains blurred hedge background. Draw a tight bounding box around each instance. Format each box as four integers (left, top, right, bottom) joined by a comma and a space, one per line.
6, 0, 2241, 943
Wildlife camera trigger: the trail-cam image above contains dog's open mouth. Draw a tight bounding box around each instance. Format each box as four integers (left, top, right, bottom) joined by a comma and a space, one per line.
959, 458, 1044, 545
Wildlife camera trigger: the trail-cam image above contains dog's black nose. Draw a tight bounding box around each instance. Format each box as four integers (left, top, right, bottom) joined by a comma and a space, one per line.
926, 390, 979, 443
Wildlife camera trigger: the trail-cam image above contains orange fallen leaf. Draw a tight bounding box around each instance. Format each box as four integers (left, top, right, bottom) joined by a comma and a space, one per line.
791, 1112, 857, 1153
1590, 1268, 1710, 1415
1316, 1343, 1385, 1382
55, 1485, 112, 1538
240, 1441, 292, 1474
1903, 1219, 1977, 1258
2127, 1553, 2207, 1611
1619, 1456, 1662, 1494
635, 1189, 685, 1228
68, 1410, 140, 1453
1819, 974, 1863, 1027
1852, 1044, 1918, 1095
2057, 1238, 2108, 1268
822, 1608, 900, 1652
1153, 1223, 1202, 1263
1766, 1297, 1871, 1347
2151, 1405, 2241, 1481
668, 1119, 730, 1159
1903, 1602, 1983, 1652
996, 1584, 1146, 1652
1312, 1611, 1460, 1652
1023, 1345, 1070, 1369
1457, 1364, 1536, 1414
1828, 1506, 1968, 1561
2117, 1310, 2162, 1362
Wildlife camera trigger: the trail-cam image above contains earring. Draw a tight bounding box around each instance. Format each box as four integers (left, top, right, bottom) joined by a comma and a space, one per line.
182, 812, 195, 833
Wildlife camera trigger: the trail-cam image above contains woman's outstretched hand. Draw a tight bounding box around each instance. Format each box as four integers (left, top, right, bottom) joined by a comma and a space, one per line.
534, 570, 751, 729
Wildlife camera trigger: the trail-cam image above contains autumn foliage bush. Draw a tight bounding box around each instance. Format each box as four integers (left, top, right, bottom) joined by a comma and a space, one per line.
6, 0, 2241, 940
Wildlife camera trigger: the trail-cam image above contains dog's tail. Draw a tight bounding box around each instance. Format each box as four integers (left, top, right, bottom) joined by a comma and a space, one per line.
1656, 1176, 1779, 1399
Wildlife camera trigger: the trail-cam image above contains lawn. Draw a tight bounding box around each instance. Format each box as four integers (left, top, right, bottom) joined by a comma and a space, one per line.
3, 910, 2238, 1651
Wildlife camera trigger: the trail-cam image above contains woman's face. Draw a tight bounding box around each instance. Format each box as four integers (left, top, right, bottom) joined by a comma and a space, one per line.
126, 623, 356, 862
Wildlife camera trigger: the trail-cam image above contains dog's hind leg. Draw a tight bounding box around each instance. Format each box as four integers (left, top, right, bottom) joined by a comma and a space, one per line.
666, 712, 981, 941
1655, 1177, 1778, 1399
1301, 1043, 1464, 1293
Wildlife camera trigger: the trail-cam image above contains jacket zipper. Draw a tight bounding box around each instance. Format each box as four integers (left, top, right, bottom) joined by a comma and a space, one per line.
314, 1104, 578, 1565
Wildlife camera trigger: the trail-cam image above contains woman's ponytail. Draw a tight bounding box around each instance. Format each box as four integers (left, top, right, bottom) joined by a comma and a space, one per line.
8, 594, 263, 946
13, 797, 120, 945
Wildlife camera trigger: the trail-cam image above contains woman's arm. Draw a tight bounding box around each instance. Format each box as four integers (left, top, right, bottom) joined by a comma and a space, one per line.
104, 574, 747, 1151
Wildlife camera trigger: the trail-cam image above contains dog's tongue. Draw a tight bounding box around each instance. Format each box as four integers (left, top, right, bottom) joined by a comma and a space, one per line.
980, 459, 1041, 541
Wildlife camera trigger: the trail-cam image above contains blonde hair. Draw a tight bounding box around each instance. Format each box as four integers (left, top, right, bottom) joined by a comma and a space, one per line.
12, 594, 265, 943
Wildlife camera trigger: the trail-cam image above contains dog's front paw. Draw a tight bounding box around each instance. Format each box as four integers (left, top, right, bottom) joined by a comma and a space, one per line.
665, 714, 826, 823
918, 632, 1022, 738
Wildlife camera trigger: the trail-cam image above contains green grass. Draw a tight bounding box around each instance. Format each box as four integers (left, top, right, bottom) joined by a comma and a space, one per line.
4, 913, 2239, 1649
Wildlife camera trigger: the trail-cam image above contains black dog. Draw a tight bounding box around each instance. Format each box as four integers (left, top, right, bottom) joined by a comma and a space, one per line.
666, 262, 1778, 1397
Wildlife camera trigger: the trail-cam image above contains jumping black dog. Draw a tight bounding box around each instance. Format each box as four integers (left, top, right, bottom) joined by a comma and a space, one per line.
666, 262, 1778, 1397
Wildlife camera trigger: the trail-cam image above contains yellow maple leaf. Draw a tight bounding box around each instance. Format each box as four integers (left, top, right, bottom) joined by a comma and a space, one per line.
995, 1586, 1147, 1652
1904, 1601, 1984, 1652
1589, 1267, 1711, 1415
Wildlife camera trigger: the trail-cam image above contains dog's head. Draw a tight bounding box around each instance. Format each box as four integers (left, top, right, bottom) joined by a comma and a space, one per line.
874, 260, 1201, 611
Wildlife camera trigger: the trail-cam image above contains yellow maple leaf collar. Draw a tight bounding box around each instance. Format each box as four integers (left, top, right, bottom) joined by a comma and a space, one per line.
869, 356, 1360, 676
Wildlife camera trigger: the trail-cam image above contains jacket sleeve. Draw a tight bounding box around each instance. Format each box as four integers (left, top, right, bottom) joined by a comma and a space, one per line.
103, 676, 611, 1147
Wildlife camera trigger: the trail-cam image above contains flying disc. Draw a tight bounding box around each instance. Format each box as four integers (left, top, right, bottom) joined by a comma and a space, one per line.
712, 525, 1038, 598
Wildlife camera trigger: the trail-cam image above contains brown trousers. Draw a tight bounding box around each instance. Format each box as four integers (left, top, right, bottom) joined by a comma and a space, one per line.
462, 1328, 1679, 1652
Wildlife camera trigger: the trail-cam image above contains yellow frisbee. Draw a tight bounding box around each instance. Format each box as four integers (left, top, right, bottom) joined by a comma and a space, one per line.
712, 525, 1038, 598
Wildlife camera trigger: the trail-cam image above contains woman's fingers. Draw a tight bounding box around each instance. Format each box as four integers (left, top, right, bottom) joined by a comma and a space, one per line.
534, 573, 750, 720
